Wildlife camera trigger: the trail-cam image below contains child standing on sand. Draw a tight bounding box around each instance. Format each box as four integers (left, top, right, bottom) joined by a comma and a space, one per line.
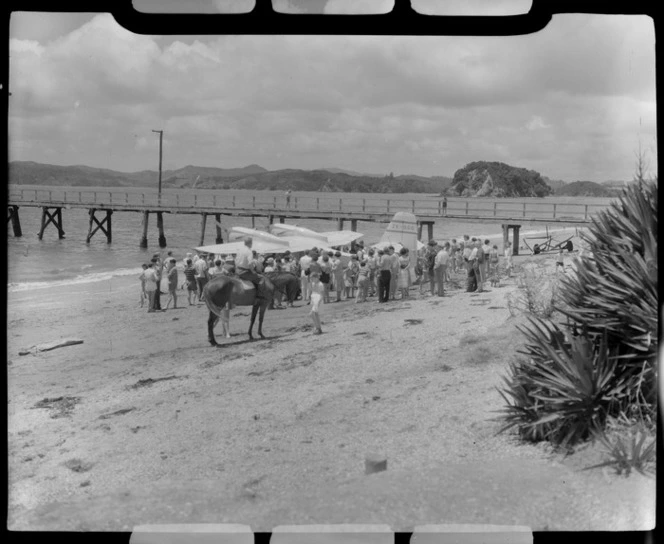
164, 258, 179, 309
309, 272, 324, 334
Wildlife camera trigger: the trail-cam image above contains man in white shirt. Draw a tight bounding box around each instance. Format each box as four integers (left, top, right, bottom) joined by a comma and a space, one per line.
236, 237, 266, 299
434, 243, 450, 296
194, 253, 208, 302
299, 250, 313, 302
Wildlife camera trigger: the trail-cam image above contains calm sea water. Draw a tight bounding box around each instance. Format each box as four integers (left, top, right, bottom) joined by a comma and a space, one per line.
7, 186, 614, 292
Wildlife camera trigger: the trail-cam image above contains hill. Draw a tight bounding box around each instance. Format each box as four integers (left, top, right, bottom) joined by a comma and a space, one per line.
447, 161, 553, 197
320, 167, 384, 178
8, 162, 453, 194
193, 169, 453, 194
8, 162, 269, 188
554, 180, 619, 197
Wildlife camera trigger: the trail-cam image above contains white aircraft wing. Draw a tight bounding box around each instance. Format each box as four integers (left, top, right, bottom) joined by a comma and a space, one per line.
268, 223, 363, 248
196, 239, 289, 255
197, 229, 342, 256
319, 230, 365, 247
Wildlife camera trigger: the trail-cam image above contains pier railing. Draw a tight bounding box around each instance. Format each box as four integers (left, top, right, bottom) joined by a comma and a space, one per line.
8, 187, 610, 221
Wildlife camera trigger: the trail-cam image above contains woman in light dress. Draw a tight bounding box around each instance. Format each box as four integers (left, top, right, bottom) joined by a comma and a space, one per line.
143, 262, 158, 312
397, 247, 411, 299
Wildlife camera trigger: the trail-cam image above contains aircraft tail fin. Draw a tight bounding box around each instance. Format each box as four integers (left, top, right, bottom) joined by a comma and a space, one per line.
378, 212, 419, 253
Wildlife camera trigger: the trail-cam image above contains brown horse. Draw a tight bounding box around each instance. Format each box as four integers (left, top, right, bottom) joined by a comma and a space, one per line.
203, 272, 300, 345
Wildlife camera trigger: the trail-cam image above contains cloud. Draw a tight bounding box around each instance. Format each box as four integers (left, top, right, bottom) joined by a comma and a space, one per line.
8, 12, 657, 181
526, 116, 550, 131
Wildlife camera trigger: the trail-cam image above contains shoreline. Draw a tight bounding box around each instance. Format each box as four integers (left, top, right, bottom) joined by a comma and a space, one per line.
7, 224, 585, 294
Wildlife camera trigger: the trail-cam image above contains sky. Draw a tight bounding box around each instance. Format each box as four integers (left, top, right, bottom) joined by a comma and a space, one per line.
7, 5, 657, 182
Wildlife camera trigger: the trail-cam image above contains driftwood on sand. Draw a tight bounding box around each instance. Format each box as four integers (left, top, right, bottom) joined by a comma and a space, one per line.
18, 339, 84, 356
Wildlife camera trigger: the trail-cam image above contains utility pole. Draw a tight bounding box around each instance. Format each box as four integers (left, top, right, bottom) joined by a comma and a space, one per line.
151, 129, 163, 196
151, 129, 166, 248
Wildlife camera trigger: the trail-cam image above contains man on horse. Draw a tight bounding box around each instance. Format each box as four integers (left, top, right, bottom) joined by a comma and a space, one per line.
235, 236, 268, 300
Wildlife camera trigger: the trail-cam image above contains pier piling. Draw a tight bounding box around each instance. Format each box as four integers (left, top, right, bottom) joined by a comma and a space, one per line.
140, 211, 149, 248
502, 224, 521, 255
199, 213, 208, 246
215, 214, 223, 243
38, 207, 65, 240
157, 212, 167, 248
8, 206, 22, 237
417, 220, 435, 242
86, 209, 113, 243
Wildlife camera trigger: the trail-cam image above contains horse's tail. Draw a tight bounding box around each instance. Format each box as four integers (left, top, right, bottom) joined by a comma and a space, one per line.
203, 278, 231, 318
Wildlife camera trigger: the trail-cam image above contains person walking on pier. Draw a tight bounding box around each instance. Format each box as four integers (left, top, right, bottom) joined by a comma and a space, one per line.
442, 196, 448, 216
285, 189, 292, 208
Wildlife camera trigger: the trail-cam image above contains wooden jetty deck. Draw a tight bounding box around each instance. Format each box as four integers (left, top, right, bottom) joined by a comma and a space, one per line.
8, 187, 609, 251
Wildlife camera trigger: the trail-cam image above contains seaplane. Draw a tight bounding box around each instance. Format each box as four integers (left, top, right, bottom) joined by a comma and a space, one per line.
196, 225, 359, 257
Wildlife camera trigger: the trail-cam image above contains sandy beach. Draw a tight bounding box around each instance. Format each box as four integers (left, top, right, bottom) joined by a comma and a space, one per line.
7, 248, 655, 532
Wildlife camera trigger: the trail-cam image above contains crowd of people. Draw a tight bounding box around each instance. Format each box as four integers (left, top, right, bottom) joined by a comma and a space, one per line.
138, 233, 518, 318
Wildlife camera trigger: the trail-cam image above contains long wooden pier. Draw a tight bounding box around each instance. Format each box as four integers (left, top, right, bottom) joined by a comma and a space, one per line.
8, 187, 609, 251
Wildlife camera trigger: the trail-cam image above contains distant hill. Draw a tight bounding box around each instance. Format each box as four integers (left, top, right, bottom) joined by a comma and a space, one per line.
555, 180, 620, 197
447, 161, 552, 197
195, 169, 453, 194
320, 167, 384, 178
8, 161, 453, 194
8, 162, 269, 188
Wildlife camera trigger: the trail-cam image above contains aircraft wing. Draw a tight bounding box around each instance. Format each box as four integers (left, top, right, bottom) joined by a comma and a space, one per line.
196, 236, 341, 256
196, 239, 290, 255
320, 230, 364, 247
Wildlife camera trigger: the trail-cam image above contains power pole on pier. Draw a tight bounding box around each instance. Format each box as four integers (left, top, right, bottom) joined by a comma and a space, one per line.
151, 129, 163, 199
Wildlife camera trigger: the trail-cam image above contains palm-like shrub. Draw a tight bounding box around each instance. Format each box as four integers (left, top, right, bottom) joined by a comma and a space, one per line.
498, 179, 658, 448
